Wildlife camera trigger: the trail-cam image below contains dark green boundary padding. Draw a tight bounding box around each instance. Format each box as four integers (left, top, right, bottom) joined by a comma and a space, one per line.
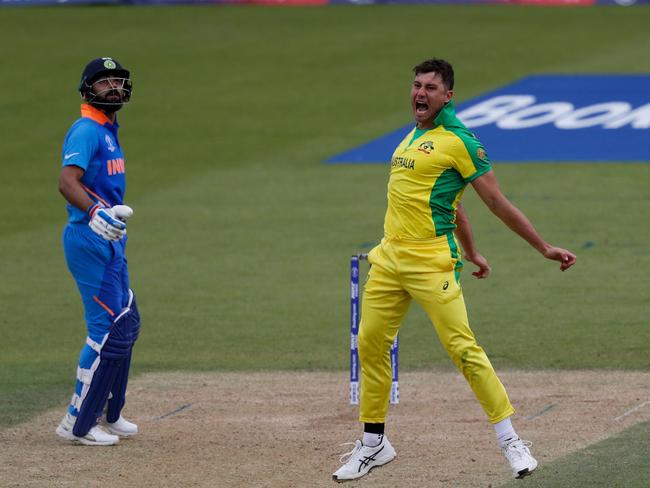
501, 421, 650, 488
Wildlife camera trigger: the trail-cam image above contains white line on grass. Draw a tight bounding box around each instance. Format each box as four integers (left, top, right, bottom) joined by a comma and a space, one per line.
613, 400, 650, 421
154, 403, 193, 421
525, 404, 555, 421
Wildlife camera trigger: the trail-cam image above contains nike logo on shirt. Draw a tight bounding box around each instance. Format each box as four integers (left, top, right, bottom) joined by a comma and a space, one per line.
64, 152, 80, 160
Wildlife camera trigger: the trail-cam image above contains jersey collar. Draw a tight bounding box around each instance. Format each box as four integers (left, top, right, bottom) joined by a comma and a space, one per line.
432, 100, 456, 128
80, 103, 115, 127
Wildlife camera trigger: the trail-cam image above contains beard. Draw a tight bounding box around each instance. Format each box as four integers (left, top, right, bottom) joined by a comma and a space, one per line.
95, 102, 123, 114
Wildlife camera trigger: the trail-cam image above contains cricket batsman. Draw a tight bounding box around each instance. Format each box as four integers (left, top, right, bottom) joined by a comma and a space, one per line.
55, 57, 140, 446
333, 58, 576, 481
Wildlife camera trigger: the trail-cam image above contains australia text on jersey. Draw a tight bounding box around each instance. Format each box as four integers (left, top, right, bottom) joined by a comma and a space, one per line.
391, 156, 415, 170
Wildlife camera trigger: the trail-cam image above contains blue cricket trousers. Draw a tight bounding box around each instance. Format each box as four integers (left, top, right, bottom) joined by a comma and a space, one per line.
62, 223, 130, 417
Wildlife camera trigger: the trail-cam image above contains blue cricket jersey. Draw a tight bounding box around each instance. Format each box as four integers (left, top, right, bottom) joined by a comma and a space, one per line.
62, 104, 126, 224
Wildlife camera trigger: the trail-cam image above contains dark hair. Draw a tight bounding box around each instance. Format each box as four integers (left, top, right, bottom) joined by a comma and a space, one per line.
413, 58, 454, 90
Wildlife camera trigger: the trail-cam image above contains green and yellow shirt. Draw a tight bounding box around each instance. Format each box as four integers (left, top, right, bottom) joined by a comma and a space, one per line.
384, 100, 491, 240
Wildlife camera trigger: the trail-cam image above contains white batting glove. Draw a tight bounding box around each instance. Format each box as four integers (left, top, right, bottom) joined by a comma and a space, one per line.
88, 203, 134, 241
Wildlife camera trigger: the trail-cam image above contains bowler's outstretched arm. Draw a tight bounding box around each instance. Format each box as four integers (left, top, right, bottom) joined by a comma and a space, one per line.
471, 170, 576, 271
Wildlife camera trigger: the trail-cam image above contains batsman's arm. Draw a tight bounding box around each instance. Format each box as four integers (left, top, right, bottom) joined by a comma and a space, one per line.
470, 170, 576, 271
455, 203, 491, 279
59, 165, 95, 213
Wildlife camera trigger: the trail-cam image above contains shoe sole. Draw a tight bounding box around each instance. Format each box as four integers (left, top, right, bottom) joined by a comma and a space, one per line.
515, 462, 538, 479
516, 468, 531, 479
332, 454, 396, 483
102, 422, 138, 437
104, 427, 137, 438
55, 426, 119, 446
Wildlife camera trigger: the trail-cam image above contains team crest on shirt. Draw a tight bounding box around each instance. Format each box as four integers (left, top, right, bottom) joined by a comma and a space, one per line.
477, 147, 486, 161
417, 141, 434, 154
105, 135, 116, 153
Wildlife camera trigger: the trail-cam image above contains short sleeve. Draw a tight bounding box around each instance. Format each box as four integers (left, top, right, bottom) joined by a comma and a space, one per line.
449, 128, 492, 183
62, 121, 98, 171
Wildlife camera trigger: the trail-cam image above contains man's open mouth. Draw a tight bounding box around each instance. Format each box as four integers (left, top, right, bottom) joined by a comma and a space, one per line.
416, 102, 429, 113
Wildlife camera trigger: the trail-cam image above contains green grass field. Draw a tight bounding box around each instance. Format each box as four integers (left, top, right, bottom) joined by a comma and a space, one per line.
1, 4, 649, 484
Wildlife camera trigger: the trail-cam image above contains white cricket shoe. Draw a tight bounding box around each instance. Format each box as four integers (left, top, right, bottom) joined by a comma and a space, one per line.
55, 413, 119, 446
102, 415, 138, 437
501, 437, 538, 478
332, 437, 396, 482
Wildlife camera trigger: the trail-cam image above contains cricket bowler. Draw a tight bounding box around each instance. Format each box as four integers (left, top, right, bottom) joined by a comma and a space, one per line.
333, 58, 576, 482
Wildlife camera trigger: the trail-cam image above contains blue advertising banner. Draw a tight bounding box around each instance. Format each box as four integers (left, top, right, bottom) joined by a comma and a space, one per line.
327, 75, 650, 163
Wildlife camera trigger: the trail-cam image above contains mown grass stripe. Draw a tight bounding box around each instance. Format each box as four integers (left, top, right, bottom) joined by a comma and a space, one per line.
501, 421, 650, 488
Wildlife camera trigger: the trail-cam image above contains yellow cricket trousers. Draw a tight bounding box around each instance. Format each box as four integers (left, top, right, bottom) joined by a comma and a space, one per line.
358, 235, 515, 424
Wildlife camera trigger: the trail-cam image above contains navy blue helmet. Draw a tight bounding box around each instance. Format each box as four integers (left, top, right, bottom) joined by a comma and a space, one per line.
79, 57, 132, 112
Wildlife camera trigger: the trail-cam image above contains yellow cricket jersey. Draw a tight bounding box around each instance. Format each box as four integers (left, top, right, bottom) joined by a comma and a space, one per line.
384, 100, 491, 240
